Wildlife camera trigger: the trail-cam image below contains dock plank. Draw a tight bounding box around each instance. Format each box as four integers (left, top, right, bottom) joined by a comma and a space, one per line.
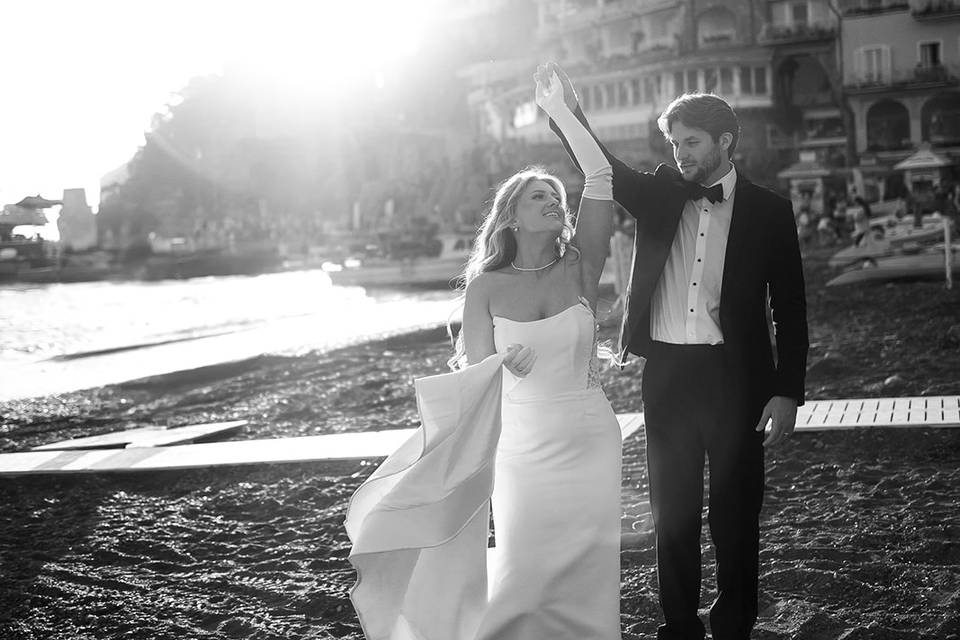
795, 396, 960, 431
3, 397, 959, 476
0, 414, 646, 476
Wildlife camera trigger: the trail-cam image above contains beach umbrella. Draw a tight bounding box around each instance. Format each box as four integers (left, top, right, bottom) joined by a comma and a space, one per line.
776, 159, 831, 179
14, 195, 62, 209
893, 144, 951, 171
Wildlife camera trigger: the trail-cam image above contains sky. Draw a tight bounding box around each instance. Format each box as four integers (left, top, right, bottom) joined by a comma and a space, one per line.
0, 0, 440, 237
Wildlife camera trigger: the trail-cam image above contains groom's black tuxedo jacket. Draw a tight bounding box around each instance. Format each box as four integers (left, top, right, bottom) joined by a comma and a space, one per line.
551, 108, 809, 405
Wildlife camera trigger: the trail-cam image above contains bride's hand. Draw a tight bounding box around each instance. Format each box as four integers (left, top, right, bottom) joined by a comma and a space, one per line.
534, 66, 566, 119
503, 344, 537, 378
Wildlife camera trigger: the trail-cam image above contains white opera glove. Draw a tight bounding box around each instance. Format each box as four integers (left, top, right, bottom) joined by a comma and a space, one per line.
534, 69, 569, 120
536, 71, 612, 201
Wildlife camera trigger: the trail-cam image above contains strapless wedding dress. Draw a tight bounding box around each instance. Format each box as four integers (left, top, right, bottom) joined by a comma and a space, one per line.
346, 298, 622, 640
479, 298, 622, 639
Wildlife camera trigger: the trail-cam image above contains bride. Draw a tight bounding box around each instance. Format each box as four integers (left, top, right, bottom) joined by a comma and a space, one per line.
346, 67, 623, 639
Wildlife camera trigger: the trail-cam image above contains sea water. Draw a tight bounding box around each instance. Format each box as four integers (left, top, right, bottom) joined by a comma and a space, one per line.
0, 269, 460, 401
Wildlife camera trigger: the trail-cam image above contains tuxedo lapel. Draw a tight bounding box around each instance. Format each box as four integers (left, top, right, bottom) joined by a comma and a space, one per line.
719, 176, 754, 333
618, 165, 687, 360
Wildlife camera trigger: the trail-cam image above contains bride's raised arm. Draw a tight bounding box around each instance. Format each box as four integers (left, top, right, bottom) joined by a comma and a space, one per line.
534, 65, 614, 298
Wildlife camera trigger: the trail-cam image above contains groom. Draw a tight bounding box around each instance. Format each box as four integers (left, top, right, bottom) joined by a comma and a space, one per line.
542, 63, 808, 640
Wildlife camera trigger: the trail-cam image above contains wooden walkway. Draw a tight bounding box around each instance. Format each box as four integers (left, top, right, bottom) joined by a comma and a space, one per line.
796, 396, 960, 431
0, 397, 957, 477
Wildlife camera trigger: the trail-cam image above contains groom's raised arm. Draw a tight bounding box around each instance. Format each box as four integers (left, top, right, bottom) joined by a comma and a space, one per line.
544, 64, 655, 220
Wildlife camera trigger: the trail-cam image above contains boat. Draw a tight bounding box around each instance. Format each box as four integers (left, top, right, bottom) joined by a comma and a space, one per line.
325, 229, 620, 290
826, 244, 959, 286
828, 214, 951, 269
325, 231, 473, 288
0, 199, 60, 281
138, 245, 282, 280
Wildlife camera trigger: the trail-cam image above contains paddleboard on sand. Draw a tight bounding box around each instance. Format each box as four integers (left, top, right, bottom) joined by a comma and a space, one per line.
32, 420, 248, 451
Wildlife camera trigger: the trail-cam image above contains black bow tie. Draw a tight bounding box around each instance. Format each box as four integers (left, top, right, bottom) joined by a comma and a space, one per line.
682, 182, 724, 205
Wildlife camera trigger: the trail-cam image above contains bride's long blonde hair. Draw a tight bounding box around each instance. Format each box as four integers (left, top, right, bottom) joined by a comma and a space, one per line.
448, 167, 575, 369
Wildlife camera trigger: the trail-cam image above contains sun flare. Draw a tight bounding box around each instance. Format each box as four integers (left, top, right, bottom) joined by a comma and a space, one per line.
0, 0, 444, 216
221, 0, 441, 94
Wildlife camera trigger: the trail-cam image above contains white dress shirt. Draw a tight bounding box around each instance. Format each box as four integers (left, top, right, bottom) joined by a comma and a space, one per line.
649, 165, 737, 344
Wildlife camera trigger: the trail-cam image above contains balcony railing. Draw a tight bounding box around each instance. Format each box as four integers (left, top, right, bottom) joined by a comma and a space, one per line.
758, 22, 838, 44
842, 0, 909, 15
866, 140, 913, 152
846, 64, 959, 91
561, 42, 680, 77
537, 0, 681, 38
914, 64, 953, 82
911, 0, 960, 19
699, 32, 740, 47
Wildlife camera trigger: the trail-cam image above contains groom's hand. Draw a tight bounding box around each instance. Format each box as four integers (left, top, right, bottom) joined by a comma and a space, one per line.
756, 395, 798, 447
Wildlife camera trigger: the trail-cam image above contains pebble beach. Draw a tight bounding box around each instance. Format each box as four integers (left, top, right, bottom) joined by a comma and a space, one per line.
1, 250, 959, 640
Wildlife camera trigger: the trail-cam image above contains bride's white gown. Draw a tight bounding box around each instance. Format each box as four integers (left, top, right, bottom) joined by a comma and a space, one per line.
346, 298, 622, 640
481, 299, 622, 639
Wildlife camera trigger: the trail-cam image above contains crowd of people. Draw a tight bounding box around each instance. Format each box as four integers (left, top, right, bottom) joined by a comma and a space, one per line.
795, 182, 960, 251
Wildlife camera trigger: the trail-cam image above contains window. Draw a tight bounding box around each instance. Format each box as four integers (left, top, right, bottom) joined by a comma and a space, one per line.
864, 47, 884, 81
593, 85, 605, 109
697, 7, 738, 46
791, 2, 809, 25
704, 68, 718, 93
513, 101, 537, 128
754, 67, 768, 94
857, 45, 891, 83
631, 78, 642, 105
687, 69, 699, 92
720, 67, 733, 94
618, 82, 629, 107
674, 71, 685, 93
644, 74, 661, 104
582, 86, 592, 111
740, 65, 753, 93
919, 42, 941, 68
866, 100, 910, 151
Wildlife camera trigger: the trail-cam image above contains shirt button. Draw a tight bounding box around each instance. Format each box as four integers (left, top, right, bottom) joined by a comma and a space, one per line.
689, 308, 694, 312
700, 233, 704, 237
693, 282, 697, 286
697, 258, 702, 262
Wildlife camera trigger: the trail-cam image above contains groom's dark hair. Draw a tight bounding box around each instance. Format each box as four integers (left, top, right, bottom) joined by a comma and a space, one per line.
657, 93, 741, 155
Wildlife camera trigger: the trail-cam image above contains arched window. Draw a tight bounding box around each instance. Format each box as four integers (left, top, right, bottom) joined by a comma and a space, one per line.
865, 100, 911, 151
697, 7, 738, 46
921, 91, 960, 146
776, 55, 835, 109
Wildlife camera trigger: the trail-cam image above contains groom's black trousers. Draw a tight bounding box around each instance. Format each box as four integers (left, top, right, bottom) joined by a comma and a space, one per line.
641, 341, 766, 640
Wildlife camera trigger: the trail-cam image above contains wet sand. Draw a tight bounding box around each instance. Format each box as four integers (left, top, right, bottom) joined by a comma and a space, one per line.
1, 249, 958, 640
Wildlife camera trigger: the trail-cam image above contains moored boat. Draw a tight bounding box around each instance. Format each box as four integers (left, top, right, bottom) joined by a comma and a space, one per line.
827, 245, 959, 286
324, 231, 473, 289
828, 214, 952, 269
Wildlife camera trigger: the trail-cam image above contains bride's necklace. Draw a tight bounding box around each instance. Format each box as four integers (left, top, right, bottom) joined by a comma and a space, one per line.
511, 258, 558, 272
